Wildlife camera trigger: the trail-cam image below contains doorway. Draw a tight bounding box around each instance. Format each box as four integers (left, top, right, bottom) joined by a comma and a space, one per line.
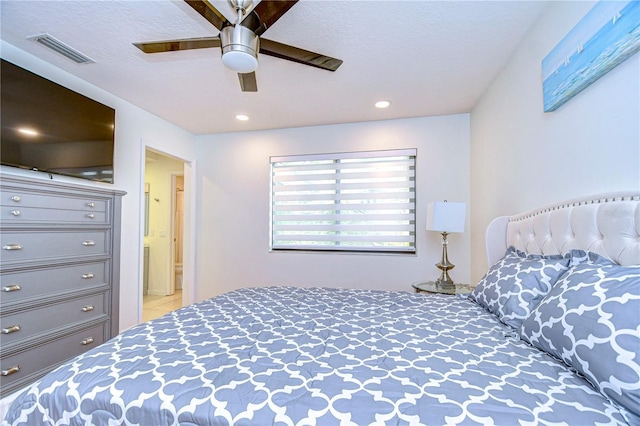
142, 149, 188, 321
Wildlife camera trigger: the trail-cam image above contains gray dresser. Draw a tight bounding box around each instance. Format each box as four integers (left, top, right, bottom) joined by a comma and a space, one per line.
0, 174, 125, 397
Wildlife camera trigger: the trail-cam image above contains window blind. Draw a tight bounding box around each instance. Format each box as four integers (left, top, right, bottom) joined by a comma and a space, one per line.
270, 149, 416, 253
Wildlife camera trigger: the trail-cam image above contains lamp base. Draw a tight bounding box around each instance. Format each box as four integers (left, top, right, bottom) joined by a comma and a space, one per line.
435, 277, 455, 290
434, 231, 456, 290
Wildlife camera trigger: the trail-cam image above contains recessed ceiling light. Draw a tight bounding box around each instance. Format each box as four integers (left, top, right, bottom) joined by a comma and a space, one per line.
374, 100, 391, 109
17, 127, 39, 137
235, 114, 249, 121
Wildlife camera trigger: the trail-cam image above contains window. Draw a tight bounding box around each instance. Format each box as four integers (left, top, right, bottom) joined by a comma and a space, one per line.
270, 149, 416, 253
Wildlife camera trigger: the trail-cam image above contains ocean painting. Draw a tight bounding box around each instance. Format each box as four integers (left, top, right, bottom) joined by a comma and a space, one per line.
542, 0, 640, 112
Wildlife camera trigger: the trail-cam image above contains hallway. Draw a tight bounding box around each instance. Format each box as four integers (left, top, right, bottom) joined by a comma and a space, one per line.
143, 290, 182, 322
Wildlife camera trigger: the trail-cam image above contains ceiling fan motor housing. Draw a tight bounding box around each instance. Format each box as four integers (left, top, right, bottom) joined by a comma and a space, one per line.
220, 25, 259, 73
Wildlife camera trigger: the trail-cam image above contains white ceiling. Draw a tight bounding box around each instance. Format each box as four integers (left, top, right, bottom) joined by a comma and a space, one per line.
1, 1, 549, 135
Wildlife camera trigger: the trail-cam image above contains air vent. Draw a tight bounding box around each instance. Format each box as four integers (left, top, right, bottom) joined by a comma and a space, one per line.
27, 34, 95, 64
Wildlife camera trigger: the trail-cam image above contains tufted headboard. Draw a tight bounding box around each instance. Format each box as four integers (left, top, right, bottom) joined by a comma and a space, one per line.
486, 192, 640, 267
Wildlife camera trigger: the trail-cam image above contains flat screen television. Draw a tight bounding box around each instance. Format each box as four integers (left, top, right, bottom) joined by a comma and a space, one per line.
1, 59, 115, 183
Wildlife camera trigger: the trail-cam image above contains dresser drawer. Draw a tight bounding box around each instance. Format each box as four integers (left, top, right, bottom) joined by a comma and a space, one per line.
0, 230, 109, 265
1, 191, 107, 213
0, 323, 106, 394
0, 262, 108, 307
1, 205, 108, 225
1, 293, 107, 349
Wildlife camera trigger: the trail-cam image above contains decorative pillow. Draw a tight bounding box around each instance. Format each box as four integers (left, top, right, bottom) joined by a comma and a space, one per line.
520, 254, 640, 422
469, 247, 571, 329
568, 248, 592, 266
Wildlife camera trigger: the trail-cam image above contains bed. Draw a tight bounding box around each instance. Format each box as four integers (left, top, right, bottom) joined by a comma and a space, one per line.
2, 192, 639, 425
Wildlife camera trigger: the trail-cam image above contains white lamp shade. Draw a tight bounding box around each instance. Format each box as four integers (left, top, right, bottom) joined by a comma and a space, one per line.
426, 201, 466, 233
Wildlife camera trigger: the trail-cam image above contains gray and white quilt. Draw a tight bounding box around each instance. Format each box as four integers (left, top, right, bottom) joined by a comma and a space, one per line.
2, 287, 629, 425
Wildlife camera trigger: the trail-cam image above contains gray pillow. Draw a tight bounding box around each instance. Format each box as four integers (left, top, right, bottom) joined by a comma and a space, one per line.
469, 247, 571, 329
520, 252, 640, 423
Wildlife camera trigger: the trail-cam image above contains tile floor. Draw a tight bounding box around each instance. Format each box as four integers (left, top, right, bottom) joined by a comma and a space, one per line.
142, 289, 183, 322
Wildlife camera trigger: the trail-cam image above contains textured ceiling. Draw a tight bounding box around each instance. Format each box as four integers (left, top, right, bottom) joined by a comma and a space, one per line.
0, 1, 549, 135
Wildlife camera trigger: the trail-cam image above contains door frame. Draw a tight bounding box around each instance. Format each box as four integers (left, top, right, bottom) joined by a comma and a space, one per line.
169, 172, 184, 295
140, 144, 196, 323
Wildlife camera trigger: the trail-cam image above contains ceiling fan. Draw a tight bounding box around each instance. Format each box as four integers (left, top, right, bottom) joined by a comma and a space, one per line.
133, 0, 343, 92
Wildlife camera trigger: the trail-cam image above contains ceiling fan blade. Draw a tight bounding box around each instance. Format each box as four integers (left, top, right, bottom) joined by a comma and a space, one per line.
260, 39, 343, 71
241, 0, 298, 36
238, 72, 258, 92
133, 37, 221, 54
184, 0, 231, 31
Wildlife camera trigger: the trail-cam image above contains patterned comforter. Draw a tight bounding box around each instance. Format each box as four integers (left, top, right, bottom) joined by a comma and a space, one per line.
2, 287, 629, 425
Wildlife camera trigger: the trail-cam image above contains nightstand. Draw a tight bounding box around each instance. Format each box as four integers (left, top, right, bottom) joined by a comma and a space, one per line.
412, 281, 472, 295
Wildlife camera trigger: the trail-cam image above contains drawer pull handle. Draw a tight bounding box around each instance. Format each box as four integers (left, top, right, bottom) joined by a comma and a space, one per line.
86, 213, 95, 219
2, 284, 21, 292
82, 305, 94, 312
2, 244, 23, 251
1, 365, 20, 376
82, 273, 95, 279
10, 210, 21, 216
82, 240, 96, 247
87, 202, 95, 208
1, 325, 21, 334
10, 196, 21, 202
81, 337, 94, 345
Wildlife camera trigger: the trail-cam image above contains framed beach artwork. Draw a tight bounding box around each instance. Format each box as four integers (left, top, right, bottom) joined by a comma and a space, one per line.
542, 0, 640, 112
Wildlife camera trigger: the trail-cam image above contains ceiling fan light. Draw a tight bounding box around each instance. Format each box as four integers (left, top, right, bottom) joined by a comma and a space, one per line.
220, 25, 259, 73
222, 50, 258, 73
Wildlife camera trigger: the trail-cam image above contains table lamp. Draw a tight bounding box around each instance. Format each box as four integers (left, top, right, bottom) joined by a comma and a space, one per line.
426, 201, 466, 289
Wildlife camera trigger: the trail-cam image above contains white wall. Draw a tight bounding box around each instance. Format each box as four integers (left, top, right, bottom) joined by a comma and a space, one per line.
470, 1, 640, 282
1, 42, 197, 331
195, 114, 470, 300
